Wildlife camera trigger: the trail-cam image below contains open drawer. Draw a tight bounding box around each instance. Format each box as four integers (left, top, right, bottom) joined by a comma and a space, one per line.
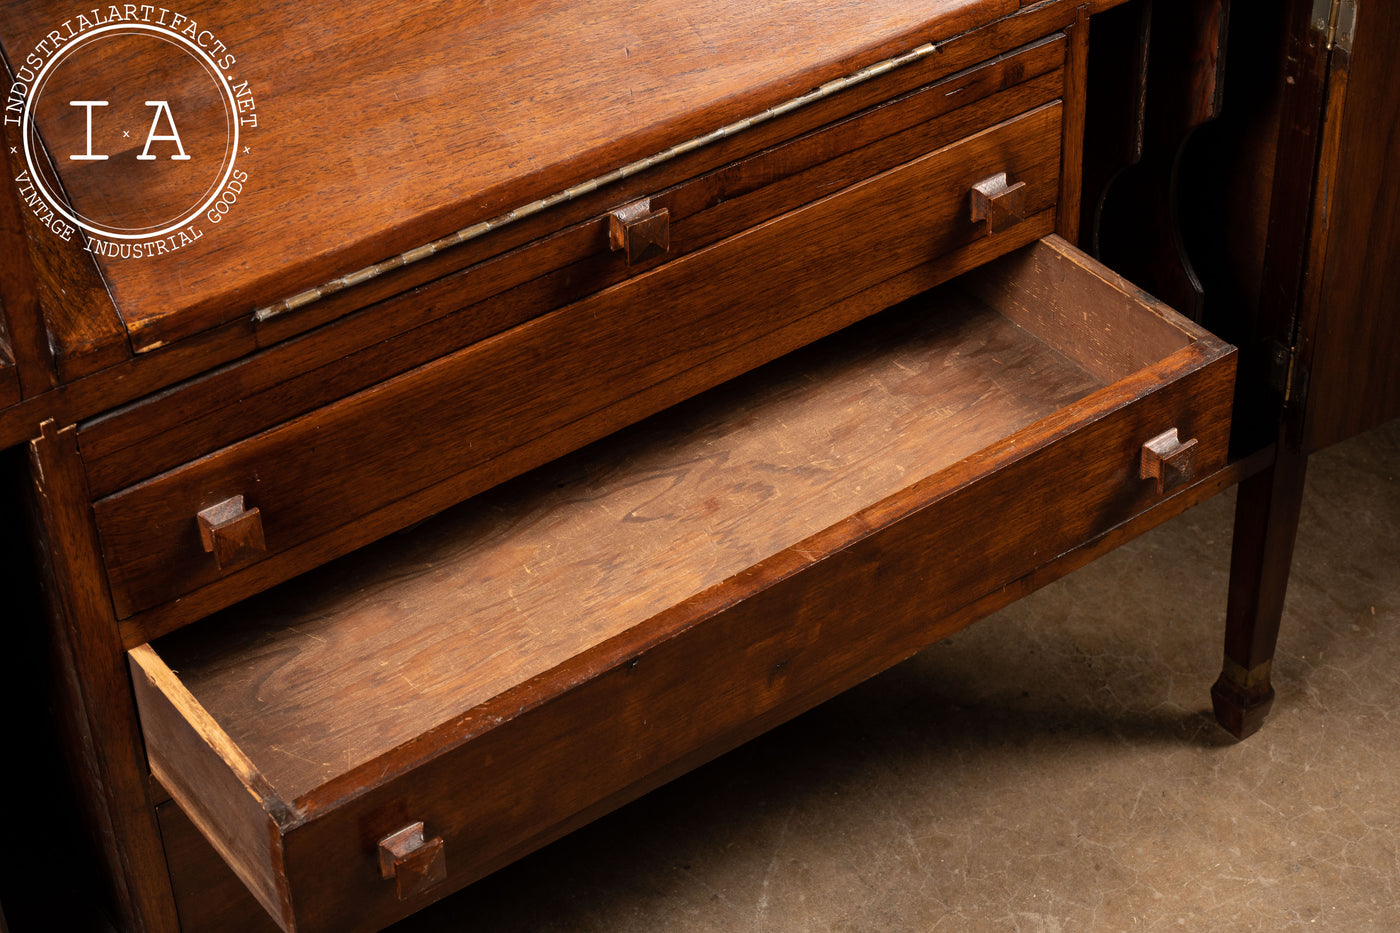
129, 237, 1235, 933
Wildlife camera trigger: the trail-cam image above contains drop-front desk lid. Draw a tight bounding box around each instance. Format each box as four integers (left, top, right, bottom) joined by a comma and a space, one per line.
1, 0, 1014, 357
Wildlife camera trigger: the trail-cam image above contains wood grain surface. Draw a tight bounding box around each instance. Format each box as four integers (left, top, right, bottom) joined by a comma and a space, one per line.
96, 102, 1065, 630
129, 643, 291, 926
154, 284, 1105, 801
77, 37, 1068, 497
150, 453, 1267, 933
133, 239, 1235, 933
25, 423, 179, 933
963, 235, 1212, 385
1300, 1, 1400, 451
0, 349, 17, 411
155, 800, 280, 933
0, 0, 1016, 351
0, 2, 1083, 453
156, 449, 1268, 933
0, 53, 60, 399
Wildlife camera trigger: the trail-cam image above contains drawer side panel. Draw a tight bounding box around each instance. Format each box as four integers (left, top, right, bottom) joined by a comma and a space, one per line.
128, 646, 294, 931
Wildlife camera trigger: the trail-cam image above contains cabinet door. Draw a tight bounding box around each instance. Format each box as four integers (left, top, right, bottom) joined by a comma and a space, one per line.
1299, 0, 1400, 452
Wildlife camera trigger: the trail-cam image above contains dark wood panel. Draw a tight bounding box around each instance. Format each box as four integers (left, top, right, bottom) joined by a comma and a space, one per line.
1093, 0, 1231, 322
1245, 0, 1335, 419
1163, 0, 1289, 458
98, 103, 1065, 631
0, 55, 57, 399
23, 423, 179, 933
1079, 0, 1149, 257
1302, 1, 1400, 451
0, 57, 128, 387
1056, 6, 1089, 243
0, 350, 18, 410
156, 802, 280, 933
79, 42, 1068, 496
1213, 0, 1400, 733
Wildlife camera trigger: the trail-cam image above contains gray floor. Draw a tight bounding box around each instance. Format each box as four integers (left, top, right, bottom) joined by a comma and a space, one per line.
393, 419, 1400, 932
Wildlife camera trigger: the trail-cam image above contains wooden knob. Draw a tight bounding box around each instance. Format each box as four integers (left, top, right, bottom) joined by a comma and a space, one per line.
969, 172, 1027, 236
1140, 428, 1198, 495
196, 495, 265, 570
609, 197, 670, 265
378, 822, 447, 901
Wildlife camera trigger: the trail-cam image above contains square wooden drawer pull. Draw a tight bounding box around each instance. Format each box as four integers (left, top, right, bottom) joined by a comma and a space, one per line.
970, 172, 1027, 236
196, 495, 266, 570
378, 822, 447, 901
609, 197, 670, 265
1140, 428, 1198, 495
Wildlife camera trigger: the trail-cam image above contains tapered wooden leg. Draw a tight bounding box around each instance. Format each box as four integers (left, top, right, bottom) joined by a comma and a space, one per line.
1212, 440, 1308, 738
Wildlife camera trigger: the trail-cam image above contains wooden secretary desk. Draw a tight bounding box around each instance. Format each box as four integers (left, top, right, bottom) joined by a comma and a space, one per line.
0, 0, 1391, 930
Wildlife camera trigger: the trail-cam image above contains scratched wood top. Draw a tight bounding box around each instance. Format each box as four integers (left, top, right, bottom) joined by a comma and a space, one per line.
0, 0, 1012, 351
153, 284, 1105, 801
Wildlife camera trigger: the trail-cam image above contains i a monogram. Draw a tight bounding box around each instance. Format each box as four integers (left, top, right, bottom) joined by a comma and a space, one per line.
68, 99, 190, 161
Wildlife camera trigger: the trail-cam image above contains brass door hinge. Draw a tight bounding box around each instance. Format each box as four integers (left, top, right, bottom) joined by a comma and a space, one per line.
1268, 340, 1310, 407
1311, 0, 1358, 51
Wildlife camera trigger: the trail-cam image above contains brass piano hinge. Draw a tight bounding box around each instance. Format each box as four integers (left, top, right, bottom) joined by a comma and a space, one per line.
251, 37, 944, 323
1267, 340, 1309, 408
1311, 0, 1357, 52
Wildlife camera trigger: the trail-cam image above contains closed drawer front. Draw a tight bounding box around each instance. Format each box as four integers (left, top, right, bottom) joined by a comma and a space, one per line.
130, 237, 1235, 933
78, 33, 1067, 501
98, 99, 1066, 641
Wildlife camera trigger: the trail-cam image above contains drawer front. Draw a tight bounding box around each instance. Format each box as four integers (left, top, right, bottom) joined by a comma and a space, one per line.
288, 359, 1235, 933
98, 102, 1065, 636
130, 238, 1236, 933
79, 36, 1067, 500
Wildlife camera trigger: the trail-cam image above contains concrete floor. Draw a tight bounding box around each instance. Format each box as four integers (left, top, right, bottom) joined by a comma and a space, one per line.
389, 417, 1400, 932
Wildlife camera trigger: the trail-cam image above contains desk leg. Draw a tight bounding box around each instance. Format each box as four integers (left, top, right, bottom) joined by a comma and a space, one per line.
1212, 441, 1307, 738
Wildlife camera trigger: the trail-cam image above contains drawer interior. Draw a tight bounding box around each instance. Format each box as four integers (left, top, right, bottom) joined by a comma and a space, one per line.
129, 237, 1234, 933
151, 261, 1103, 801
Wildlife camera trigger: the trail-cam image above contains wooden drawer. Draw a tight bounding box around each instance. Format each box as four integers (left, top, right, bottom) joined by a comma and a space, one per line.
129, 237, 1235, 933
76, 34, 1068, 501
95, 99, 1066, 642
